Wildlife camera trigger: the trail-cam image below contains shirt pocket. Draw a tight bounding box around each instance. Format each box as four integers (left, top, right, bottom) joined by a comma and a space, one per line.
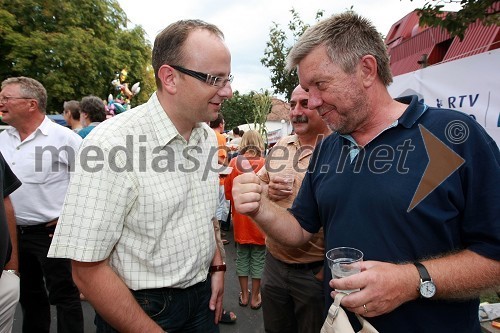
21, 152, 62, 184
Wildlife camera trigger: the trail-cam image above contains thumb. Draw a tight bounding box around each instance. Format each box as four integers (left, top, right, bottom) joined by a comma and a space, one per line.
236, 155, 255, 174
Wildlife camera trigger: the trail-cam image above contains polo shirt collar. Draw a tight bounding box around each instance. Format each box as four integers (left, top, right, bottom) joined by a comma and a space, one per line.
395, 95, 429, 129
338, 95, 427, 160
284, 134, 314, 161
147, 92, 209, 146
339, 95, 428, 143
285, 134, 299, 146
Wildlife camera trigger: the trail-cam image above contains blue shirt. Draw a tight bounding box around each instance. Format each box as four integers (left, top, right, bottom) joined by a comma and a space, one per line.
290, 95, 500, 332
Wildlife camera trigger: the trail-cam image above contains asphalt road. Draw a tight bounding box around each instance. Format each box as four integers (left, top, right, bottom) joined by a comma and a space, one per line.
12, 228, 265, 333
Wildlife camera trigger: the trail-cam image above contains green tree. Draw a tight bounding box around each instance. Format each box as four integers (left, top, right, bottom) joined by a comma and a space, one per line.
0, 0, 154, 113
221, 90, 256, 129
221, 89, 273, 145
261, 8, 324, 100
411, 0, 500, 40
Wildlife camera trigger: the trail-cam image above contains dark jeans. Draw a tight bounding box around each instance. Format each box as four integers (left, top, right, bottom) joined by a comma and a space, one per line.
17, 224, 83, 333
261, 252, 325, 333
95, 275, 219, 333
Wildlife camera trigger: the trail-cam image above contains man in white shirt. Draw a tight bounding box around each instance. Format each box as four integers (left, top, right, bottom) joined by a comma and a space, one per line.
48, 19, 232, 333
0, 76, 83, 333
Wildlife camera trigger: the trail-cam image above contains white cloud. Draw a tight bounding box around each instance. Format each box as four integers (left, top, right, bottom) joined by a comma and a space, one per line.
118, 0, 461, 96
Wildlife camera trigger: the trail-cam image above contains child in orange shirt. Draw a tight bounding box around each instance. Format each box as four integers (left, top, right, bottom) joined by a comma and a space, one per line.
224, 130, 266, 310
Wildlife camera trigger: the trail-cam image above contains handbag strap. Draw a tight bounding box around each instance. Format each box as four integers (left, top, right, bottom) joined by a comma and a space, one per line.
327, 293, 379, 333
326, 292, 349, 321
334, 292, 348, 306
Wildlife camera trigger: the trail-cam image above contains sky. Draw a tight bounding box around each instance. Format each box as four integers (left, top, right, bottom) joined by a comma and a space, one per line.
117, 0, 460, 96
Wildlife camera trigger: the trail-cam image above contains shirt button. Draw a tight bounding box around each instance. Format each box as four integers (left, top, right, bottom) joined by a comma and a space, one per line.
12, 162, 15, 165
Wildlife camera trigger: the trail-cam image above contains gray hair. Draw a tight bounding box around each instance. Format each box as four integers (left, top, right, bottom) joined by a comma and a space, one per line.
152, 19, 225, 89
1, 76, 47, 113
286, 11, 393, 86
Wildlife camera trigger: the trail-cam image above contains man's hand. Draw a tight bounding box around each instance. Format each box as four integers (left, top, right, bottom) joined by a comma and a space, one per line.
209, 271, 225, 324
232, 156, 263, 217
267, 175, 293, 201
330, 261, 418, 317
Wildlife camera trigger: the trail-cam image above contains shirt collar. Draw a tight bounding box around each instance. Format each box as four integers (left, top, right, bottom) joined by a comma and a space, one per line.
148, 92, 209, 146
283, 134, 314, 161
339, 95, 428, 144
395, 95, 428, 128
6, 115, 52, 139
285, 134, 299, 146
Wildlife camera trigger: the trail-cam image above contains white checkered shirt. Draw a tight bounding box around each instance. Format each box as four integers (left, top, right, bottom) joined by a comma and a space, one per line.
48, 93, 220, 290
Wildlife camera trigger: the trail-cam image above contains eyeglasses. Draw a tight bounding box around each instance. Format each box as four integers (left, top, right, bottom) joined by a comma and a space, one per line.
0, 96, 32, 104
170, 65, 233, 88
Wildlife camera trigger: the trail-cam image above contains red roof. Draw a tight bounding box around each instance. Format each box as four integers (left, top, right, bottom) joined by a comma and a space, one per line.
267, 98, 289, 121
385, 4, 500, 76
444, 23, 500, 61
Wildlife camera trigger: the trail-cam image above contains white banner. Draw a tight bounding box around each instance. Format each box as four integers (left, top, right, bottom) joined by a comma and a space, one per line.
388, 49, 500, 146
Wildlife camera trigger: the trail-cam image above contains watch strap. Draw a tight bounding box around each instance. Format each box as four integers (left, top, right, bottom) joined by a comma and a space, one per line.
414, 262, 431, 282
209, 264, 226, 273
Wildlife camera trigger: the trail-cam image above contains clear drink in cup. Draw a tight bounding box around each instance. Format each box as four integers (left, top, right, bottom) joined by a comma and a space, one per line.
326, 247, 363, 293
281, 174, 295, 191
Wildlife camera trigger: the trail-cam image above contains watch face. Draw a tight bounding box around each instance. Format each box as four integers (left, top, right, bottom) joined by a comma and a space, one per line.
420, 281, 436, 298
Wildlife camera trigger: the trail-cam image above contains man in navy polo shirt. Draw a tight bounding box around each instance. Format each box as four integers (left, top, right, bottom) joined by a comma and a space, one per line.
232, 12, 500, 333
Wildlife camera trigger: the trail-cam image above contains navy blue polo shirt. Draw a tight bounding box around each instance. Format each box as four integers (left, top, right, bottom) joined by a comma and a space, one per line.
290, 95, 500, 333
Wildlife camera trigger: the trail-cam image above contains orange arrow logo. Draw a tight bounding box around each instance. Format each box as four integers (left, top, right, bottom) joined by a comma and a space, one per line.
408, 124, 465, 212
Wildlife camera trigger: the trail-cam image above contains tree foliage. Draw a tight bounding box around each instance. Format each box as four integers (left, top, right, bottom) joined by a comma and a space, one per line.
261, 8, 324, 100
412, 0, 500, 40
221, 90, 257, 129
0, 0, 154, 113
221, 89, 273, 141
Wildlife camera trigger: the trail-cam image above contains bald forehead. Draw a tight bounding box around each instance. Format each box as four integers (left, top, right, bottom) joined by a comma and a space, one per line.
291, 86, 308, 100
183, 29, 231, 69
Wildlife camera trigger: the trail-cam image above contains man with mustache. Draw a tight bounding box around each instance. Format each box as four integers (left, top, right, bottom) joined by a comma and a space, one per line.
257, 85, 331, 332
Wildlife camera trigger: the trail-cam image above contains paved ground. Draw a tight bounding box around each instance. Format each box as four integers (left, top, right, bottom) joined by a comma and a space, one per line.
12, 228, 264, 332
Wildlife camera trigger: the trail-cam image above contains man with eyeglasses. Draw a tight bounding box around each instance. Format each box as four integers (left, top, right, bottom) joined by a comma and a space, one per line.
257, 85, 331, 332
49, 19, 233, 333
0, 76, 83, 333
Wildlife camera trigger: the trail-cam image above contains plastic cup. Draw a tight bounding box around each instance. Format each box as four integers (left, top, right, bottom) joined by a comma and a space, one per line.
326, 247, 363, 293
281, 174, 294, 191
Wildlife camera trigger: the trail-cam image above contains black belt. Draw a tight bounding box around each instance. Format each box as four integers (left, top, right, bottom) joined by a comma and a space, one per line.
17, 219, 57, 234
282, 260, 324, 270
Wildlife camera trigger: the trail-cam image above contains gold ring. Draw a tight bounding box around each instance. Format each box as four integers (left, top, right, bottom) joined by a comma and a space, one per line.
363, 304, 368, 314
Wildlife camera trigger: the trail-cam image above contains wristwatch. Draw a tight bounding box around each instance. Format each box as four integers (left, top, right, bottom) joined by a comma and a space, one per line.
209, 264, 226, 273
414, 262, 436, 298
